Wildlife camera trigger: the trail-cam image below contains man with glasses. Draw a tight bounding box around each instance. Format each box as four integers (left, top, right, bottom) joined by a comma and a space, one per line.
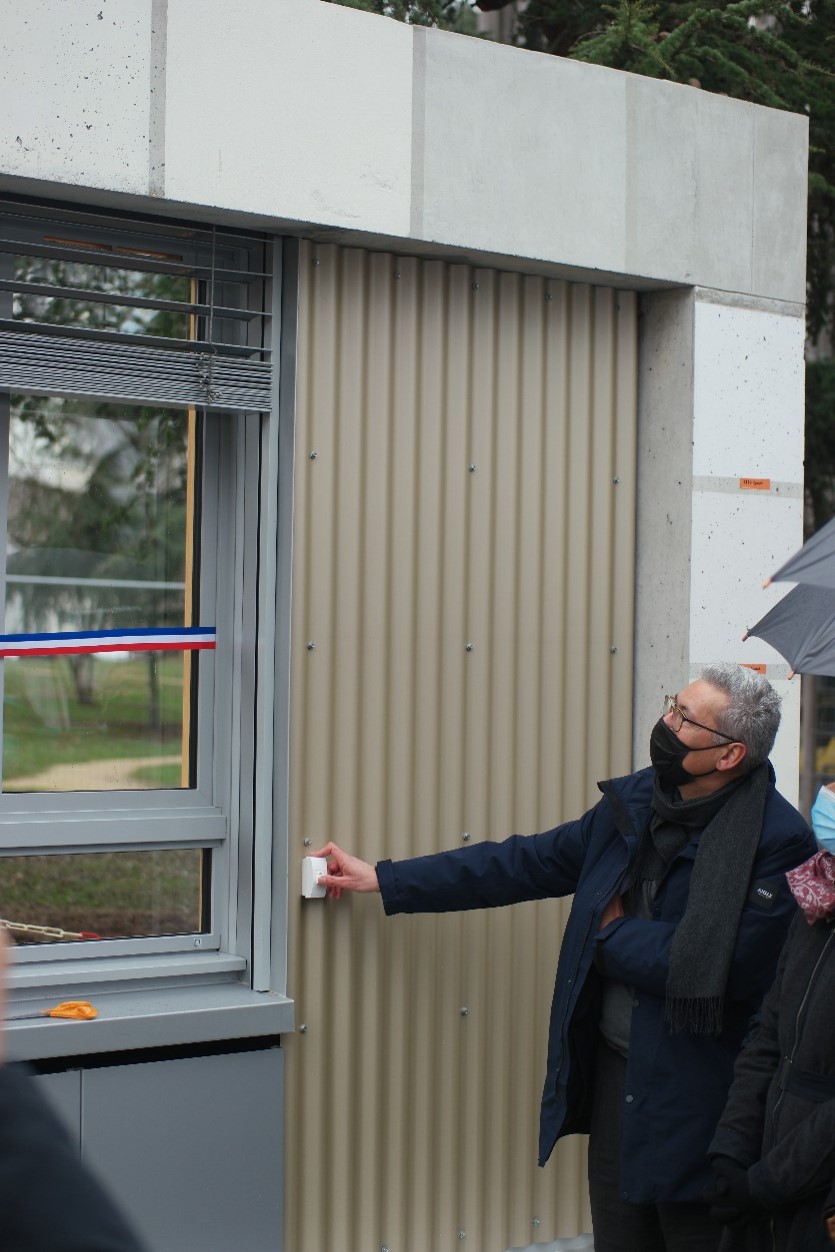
316, 661, 815, 1252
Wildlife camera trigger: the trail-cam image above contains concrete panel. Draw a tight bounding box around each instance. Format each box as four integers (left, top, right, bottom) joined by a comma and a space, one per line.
632, 289, 695, 768
689, 490, 802, 663
692, 303, 805, 481
770, 676, 801, 807
753, 107, 809, 305
163, 0, 413, 234
693, 93, 755, 295
0, 0, 152, 195
625, 77, 699, 285
420, 30, 627, 273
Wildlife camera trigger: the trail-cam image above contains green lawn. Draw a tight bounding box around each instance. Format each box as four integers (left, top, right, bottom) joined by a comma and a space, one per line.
2, 653, 188, 783
0, 849, 204, 942
0, 654, 199, 939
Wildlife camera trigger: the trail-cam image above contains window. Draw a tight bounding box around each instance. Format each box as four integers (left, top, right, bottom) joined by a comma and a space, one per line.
0, 202, 276, 991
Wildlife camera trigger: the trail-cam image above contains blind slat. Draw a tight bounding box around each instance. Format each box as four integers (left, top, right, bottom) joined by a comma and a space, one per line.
0, 329, 271, 412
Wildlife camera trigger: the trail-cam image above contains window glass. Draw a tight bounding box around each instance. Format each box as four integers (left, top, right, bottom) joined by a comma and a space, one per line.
10, 253, 193, 340
0, 849, 205, 944
3, 396, 197, 792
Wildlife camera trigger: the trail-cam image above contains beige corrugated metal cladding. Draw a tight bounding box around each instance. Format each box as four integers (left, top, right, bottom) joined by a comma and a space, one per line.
286, 241, 638, 1252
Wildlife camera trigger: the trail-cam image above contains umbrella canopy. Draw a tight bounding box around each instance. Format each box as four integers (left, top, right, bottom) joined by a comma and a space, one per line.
745, 583, 835, 677
769, 515, 835, 590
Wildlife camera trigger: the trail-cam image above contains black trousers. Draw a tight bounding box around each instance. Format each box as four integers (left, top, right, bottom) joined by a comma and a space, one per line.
588, 1037, 724, 1252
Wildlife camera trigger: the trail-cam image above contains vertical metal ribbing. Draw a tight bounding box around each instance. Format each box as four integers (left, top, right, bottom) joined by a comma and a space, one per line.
287, 242, 637, 1252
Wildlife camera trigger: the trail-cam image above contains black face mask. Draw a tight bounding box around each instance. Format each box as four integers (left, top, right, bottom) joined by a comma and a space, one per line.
649, 716, 720, 790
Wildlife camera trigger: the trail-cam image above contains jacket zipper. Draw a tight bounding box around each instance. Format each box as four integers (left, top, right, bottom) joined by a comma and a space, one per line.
771, 926, 835, 1140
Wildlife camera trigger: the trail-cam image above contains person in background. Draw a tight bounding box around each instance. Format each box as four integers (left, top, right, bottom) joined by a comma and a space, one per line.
707, 780, 835, 1251
316, 663, 816, 1252
0, 930, 147, 1252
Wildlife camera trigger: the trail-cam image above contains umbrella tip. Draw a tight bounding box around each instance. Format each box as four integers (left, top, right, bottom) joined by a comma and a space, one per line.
789, 670, 796, 681
742, 631, 749, 641
762, 578, 771, 589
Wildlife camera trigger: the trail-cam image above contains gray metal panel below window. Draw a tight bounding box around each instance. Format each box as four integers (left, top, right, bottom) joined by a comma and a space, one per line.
31, 1069, 82, 1150
81, 1048, 284, 1252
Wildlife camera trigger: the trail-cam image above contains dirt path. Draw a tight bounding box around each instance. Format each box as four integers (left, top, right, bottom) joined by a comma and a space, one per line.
5, 754, 181, 791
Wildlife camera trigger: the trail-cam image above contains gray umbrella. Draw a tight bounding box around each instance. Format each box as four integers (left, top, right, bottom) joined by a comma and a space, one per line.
745, 583, 835, 677
768, 515, 835, 590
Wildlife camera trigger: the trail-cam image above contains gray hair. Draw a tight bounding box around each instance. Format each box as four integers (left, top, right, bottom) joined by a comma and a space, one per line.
700, 661, 781, 770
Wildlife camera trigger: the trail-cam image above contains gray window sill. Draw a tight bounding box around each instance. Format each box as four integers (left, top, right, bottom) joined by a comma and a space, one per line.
5, 955, 295, 1061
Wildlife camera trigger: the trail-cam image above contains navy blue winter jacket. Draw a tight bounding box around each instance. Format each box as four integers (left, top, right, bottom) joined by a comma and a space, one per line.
376, 765, 815, 1203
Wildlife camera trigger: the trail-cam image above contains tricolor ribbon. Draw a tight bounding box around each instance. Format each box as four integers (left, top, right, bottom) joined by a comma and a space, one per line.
0, 627, 216, 658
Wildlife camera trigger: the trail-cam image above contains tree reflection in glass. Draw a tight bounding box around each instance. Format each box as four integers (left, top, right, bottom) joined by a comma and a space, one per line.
3, 397, 194, 792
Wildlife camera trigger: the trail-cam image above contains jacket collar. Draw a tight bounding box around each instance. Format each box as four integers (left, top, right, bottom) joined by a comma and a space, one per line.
597, 762, 777, 842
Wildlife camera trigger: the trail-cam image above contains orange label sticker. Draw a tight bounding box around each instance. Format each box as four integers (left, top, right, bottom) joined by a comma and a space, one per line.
741, 663, 767, 674
739, 478, 771, 491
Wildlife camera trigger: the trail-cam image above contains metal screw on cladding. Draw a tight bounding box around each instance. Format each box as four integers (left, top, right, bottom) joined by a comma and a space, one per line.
610, 646, 617, 654
466, 642, 473, 652
532, 1217, 541, 1228
309, 451, 317, 460
460, 1006, 468, 1017
304, 838, 311, 847
458, 1232, 466, 1241
462, 832, 470, 842
299, 1024, 307, 1034
312, 258, 320, 268
468, 464, 476, 473
193, 937, 202, 948
307, 641, 315, 651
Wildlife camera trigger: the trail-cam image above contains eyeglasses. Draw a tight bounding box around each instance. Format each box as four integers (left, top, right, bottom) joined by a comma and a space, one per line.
663, 694, 737, 742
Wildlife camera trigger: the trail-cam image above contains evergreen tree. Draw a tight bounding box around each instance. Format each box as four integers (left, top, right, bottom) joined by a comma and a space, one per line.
321, 0, 479, 32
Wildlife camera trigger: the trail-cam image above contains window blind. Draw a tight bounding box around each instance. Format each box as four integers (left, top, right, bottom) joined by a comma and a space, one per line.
0, 203, 272, 412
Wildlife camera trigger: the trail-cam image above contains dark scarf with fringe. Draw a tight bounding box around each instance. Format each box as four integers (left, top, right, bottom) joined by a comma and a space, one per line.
658, 763, 768, 1036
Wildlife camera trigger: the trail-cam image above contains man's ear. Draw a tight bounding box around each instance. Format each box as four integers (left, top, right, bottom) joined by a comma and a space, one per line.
717, 741, 747, 773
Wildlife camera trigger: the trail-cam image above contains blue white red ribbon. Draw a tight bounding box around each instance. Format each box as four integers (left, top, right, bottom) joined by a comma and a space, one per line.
0, 627, 216, 658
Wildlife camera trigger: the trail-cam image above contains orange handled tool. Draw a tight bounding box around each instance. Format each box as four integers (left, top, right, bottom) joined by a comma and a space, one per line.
8, 1000, 98, 1022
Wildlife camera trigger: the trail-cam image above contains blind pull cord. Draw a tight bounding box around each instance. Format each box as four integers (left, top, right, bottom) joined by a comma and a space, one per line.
199, 224, 219, 404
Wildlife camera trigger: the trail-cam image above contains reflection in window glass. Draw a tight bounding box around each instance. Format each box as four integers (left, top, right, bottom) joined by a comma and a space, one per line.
3, 397, 197, 792
0, 849, 205, 944
11, 255, 192, 340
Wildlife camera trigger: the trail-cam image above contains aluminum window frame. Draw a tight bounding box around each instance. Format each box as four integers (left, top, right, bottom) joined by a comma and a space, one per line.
0, 203, 282, 1005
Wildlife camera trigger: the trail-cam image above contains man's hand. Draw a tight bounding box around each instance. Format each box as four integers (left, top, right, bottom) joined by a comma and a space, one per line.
312, 843, 380, 899
599, 893, 624, 930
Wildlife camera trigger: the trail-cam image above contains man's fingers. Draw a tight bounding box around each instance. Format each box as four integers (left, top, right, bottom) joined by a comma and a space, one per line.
318, 873, 345, 899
